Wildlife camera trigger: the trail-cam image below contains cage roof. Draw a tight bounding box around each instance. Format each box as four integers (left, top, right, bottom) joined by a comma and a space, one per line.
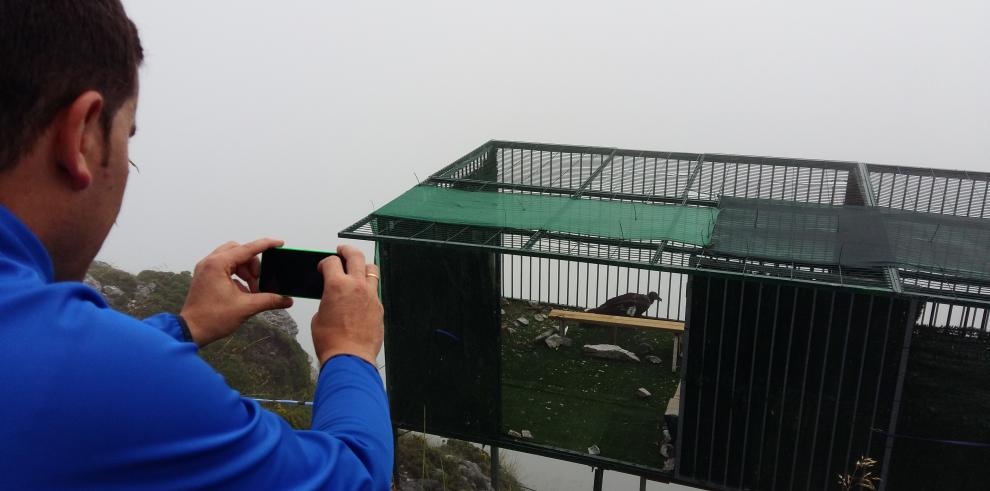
341, 140, 990, 305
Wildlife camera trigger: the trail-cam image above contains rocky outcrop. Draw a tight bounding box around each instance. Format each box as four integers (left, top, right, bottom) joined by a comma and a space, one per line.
256, 309, 299, 338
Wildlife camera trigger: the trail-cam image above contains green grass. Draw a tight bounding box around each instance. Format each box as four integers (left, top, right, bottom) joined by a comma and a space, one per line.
500, 298, 680, 468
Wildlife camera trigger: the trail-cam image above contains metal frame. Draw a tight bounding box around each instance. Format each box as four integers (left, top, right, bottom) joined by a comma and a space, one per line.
342, 140, 990, 307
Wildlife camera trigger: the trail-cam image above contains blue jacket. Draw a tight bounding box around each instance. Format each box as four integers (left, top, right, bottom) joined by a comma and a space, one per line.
0, 206, 393, 490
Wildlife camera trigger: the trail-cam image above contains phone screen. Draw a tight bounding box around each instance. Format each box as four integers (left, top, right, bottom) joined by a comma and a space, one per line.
258, 247, 338, 299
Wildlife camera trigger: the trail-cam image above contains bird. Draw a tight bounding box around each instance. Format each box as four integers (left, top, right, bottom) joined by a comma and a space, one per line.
587, 291, 660, 317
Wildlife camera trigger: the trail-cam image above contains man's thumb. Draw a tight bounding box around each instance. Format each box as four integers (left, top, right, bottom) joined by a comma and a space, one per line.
248, 293, 294, 313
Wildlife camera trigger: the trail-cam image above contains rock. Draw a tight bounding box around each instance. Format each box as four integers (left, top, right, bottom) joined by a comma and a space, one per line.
83, 274, 101, 292
662, 429, 672, 443
662, 457, 675, 472
256, 309, 299, 337
588, 444, 601, 455
635, 342, 654, 355
532, 329, 555, 344
521, 430, 533, 439
135, 283, 152, 299
534, 313, 546, 322
636, 387, 652, 399
457, 461, 493, 491
660, 443, 674, 458
528, 300, 540, 308
500, 308, 506, 315
582, 344, 641, 362
646, 355, 663, 365
545, 334, 573, 349
516, 317, 530, 326
508, 430, 522, 438
102, 285, 124, 297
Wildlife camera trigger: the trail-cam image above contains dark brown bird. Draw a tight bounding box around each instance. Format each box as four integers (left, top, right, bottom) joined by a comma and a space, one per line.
587, 291, 660, 317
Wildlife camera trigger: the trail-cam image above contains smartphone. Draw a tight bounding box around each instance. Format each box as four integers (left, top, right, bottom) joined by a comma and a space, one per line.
259, 247, 341, 299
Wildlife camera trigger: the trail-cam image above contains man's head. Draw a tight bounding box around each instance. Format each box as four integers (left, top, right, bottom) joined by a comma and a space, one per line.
0, 0, 143, 281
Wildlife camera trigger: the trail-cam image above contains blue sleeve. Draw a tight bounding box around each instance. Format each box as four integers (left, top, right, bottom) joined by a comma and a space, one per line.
8, 303, 393, 491
141, 312, 190, 343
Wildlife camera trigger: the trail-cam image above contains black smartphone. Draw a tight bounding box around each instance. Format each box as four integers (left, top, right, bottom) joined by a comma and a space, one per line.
259, 247, 340, 299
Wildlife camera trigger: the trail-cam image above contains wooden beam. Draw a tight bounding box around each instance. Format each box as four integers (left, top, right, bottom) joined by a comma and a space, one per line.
548, 309, 685, 332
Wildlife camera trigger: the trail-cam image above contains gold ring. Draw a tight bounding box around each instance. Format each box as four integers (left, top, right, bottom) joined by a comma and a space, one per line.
366, 273, 380, 280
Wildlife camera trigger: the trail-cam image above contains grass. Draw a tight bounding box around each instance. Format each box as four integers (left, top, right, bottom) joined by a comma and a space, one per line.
500, 298, 680, 469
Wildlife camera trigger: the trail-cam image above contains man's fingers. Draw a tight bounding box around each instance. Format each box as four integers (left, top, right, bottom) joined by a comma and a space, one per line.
223, 238, 284, 266
337, 244, 366, 278
318, 254, 346, 284
250, 254, 261, 278
233, 278, 250, 294
211, 241, 240, 255
366, 263, 380, 289
235, 262, 260, 293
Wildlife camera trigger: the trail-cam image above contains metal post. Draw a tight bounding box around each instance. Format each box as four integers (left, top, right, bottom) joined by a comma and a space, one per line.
592, 467, 604, 491
878, 300, 918, 490
392, 427, 400, 487
491, 445, 500, 490
639, 476, 647, 491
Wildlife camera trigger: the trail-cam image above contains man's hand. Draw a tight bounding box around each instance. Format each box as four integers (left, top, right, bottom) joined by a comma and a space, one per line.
311, 245, 383, 367
180, 238, 294, 346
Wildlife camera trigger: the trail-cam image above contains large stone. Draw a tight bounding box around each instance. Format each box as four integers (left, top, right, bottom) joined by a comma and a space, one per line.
516, 317, 530, 326
135, 282, 156, 300
532, 329, 555, 344
520, 430, 533, 439
256, 309, 299, 337
102, 285, 124, 298
636, 387, 652, 399
457, 461, 493, 491
534, 313, 547, 322
544, 334, 573, 350
582, 344, 641, 362
646, 355, 663, 365
508, 430, 522, 438
588, 444, 601, 456
527, 300, 540, 308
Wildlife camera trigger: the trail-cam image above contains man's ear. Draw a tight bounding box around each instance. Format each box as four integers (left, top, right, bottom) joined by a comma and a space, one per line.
54, 91, 104, 191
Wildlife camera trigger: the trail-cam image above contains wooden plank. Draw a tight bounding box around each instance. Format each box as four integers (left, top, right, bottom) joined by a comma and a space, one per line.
548, 309, 685, 332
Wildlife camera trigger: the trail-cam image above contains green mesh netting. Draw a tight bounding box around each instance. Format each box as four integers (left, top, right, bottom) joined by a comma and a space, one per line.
374, 186, 719, 246
711, 197, 990, 281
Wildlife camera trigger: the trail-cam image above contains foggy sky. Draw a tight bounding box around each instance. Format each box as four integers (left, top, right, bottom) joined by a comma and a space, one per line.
106, 2, 989, 489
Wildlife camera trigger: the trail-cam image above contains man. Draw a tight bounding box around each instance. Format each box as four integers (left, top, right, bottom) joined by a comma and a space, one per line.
0, 1, 391, 489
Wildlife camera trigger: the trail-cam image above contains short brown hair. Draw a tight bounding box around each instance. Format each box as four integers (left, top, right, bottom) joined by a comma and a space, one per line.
0, 0, 144, 170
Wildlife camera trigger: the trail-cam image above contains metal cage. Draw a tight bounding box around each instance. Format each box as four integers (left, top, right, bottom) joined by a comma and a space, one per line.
341, 141, 990, 490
